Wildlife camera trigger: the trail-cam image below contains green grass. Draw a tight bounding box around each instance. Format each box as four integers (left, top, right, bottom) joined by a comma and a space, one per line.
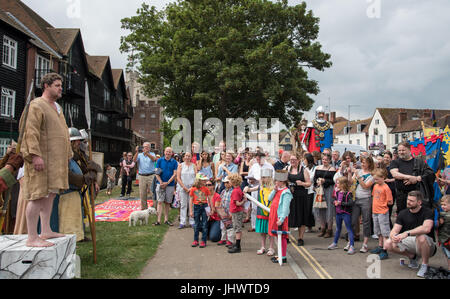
76, 184, 177, 279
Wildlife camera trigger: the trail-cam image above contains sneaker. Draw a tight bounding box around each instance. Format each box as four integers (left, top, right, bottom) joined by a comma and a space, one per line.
199, 241, 206, 248
228, 245, 241, 253
371, 234, 379, 239
408, 256, 419, 269
370, 246, 383, 254
217, 240, 227, 246
225, 241, 233, 248
327, 243, 338, 250
416, 264, 428, 278
347, 246, 355, 255
378, 250, 389, 260
359, 244, 368, 253
191, 241, 199, 247
178, 224, 185, 229
344, 242, 350, 251
164, 220, 174, 226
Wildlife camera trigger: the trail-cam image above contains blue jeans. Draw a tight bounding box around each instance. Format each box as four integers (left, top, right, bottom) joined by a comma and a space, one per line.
208, 220, 222, 242
334, 213, 354, 246
194, 204, 209, 242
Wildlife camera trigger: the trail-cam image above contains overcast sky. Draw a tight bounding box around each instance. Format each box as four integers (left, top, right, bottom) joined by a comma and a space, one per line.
22, 0, 450, 123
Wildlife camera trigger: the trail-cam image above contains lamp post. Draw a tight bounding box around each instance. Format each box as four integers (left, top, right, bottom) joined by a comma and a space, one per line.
347, 105, 360, 144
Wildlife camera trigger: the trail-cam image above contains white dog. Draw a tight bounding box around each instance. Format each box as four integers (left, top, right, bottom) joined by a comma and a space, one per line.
129, 207, 157, 226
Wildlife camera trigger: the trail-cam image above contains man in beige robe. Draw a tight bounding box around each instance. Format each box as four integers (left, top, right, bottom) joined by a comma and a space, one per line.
20, 73, 72, 247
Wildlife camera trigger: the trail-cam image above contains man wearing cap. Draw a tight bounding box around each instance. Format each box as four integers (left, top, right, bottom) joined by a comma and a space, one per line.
134, 142, 157, 210
274, 151, 291, 171
248, 151, 275, 182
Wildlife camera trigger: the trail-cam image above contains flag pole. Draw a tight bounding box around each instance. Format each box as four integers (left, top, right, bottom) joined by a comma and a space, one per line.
85, 79, 97, 264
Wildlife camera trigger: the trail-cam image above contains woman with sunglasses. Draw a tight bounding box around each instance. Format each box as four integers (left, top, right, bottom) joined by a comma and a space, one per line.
206, 179, 222, 242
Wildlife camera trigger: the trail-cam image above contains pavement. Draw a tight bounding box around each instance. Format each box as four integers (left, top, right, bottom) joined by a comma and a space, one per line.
139, 221, 301, 279
139, 218, 448, 279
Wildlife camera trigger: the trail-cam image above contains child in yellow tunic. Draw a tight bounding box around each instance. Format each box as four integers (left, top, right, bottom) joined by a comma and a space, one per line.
244, 168, 275, 256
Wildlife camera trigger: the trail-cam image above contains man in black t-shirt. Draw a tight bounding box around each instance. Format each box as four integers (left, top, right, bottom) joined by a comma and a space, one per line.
390, 142, 434, 213
384, 191, 436, 278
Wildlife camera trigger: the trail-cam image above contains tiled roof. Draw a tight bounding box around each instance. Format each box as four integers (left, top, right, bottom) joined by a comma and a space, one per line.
0, 8, 32, 38
377, 108, 450, 128
334, 118, 372, 135
47, 28, 80, 55
391, 114, 450, 133
0, 0, 60, 54
86, 54, 109, 79
112, 69, 123, 89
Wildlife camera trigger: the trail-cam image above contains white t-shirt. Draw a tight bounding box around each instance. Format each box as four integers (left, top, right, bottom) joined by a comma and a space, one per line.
248, 160, 275, 181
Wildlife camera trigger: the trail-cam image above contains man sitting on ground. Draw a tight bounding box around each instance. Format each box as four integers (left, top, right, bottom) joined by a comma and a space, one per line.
384, 190, 437, 278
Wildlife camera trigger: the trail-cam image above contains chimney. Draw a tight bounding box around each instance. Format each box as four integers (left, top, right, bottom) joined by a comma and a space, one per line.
398, 109, 407, 126
330, 112, 336, 123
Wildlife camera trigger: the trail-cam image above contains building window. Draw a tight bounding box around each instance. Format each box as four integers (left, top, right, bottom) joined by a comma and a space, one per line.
2, 36, 17, 69
35, 54, 51, 87
357, 139, 360, 145
0, 138, 11, 157
150, 113, 156, 118
1, 87, 15, 117
379, 134, 383, 143
375, 119, 379, 125
395, 134, 399, 145
104, 86, 110, 105
140, 113, 145, 118
150, 143, 156, 150
98, 113, 109, 122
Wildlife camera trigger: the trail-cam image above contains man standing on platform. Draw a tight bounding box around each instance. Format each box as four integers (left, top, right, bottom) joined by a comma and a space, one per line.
20, 73, 72, 247
134, 142, 157, 210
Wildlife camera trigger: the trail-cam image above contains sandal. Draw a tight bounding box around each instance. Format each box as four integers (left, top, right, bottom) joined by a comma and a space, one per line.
267, 248, 275, 256
257, 247, 266, 255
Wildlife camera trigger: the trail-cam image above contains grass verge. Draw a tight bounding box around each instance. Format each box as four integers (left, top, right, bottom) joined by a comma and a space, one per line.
76, 184, 177, 279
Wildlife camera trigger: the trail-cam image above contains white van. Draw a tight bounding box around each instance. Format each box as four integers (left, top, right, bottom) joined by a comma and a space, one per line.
331, 144, 367, 158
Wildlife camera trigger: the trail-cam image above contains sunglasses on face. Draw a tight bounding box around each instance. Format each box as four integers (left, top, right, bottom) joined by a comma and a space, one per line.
206, 184, 213, 186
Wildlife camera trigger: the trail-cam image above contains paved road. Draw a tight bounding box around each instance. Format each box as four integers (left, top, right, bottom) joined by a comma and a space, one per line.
140, 221, 448, 279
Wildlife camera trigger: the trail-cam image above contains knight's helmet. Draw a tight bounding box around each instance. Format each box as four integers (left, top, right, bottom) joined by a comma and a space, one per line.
315, 106, 325, 119
68, 127, 84, 141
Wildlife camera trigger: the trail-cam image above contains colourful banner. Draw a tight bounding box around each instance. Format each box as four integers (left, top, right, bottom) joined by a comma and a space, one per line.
424, 134, 443, 172
95, 199, 154, 222
442, 125, 450, 167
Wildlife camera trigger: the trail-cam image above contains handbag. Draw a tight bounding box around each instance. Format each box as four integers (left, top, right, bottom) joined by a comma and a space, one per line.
313, 185, 327, 208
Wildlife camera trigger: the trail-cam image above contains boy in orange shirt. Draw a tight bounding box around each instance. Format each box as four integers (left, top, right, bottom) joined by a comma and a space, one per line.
371, 168, 393, 260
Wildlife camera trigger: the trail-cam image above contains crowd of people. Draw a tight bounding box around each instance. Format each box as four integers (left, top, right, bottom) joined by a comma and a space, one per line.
113, 140, 449, 275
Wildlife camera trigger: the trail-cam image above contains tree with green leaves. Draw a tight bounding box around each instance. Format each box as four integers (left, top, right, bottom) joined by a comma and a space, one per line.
121, 0, 331, 138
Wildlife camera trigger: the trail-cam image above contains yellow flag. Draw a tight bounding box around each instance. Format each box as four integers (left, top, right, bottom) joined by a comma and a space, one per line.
443, 125, 450, 167
422, 121, 440, 138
